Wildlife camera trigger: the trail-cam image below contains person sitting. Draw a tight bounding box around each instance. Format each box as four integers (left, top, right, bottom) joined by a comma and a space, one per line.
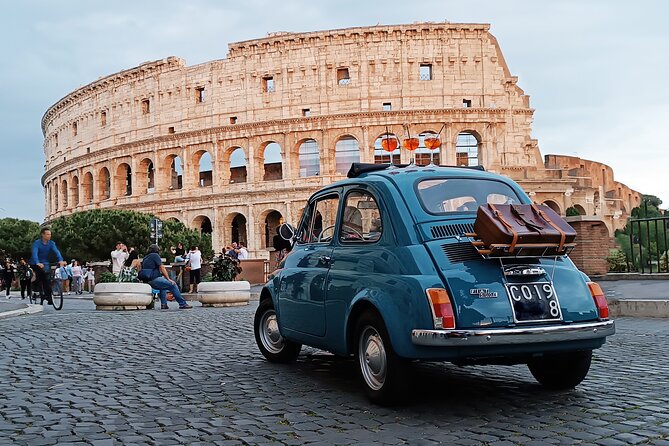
139, 244, 192, 310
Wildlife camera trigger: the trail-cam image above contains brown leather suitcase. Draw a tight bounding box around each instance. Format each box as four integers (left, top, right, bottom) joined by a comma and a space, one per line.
473, 203, 576, 255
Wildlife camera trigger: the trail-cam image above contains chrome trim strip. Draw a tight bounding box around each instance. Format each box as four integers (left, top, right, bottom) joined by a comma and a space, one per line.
411, 320, 615, 347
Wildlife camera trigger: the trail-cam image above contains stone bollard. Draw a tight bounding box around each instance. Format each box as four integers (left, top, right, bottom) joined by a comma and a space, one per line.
198, 281, 250, 307
93, 282, 153, 310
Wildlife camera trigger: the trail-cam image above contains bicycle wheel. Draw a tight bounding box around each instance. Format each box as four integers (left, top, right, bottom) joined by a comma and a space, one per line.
51, 282, 63, 310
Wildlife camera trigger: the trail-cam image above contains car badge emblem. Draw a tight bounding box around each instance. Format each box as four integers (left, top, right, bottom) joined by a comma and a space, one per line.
469, 288, 498, 298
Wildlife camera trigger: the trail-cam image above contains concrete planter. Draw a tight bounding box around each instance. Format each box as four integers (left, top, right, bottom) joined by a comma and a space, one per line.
198, 281, 250, 307
93, 282, 153, 310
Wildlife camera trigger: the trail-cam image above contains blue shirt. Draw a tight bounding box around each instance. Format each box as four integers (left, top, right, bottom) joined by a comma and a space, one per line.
141, 252, 163, 280
30, 239, 63, 269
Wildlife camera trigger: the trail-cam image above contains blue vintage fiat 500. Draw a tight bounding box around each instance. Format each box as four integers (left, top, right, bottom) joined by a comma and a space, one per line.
254, 163, 614, 404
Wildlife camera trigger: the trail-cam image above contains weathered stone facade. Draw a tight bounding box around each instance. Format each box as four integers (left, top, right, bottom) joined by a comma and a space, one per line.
41, 22, 640, 257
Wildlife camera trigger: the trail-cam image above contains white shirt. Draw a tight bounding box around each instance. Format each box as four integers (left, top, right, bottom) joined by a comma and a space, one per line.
185, 250, 202, 269
110, 249, 129, 274
237, 247, 249, 260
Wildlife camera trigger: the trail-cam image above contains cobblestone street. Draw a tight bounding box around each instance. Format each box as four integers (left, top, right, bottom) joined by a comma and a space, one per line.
1, 300, 668, 445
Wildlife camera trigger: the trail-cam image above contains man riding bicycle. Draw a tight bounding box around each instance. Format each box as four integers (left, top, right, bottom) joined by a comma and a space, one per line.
29, 227, 65, 304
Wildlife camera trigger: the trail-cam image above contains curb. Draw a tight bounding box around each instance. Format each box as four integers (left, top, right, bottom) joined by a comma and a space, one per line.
594, 273, 669, 281
0, 304, 44, 320
608, 299, 669, 318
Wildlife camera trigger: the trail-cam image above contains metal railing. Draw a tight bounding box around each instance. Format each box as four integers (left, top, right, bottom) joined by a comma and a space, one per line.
628, 216, 669, 273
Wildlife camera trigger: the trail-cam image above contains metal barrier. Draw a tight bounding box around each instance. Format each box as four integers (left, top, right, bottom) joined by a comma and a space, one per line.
629, 216, 669, 273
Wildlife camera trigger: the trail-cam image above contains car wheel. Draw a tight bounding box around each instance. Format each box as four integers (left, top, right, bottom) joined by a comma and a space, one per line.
254, 299, 301, 363
528, 350, 593, 390
355, 310, 407, 405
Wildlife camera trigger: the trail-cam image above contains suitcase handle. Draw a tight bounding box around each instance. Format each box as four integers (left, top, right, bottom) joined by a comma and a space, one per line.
530, 203, 566, 251
488, 203, 519, 253
510, 205, 543, 232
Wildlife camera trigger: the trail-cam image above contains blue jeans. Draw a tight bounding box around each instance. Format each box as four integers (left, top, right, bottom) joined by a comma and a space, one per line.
148, 277, 188, 307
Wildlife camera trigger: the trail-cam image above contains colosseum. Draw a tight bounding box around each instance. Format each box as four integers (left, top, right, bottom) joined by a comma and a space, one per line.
41, 22, 641, 258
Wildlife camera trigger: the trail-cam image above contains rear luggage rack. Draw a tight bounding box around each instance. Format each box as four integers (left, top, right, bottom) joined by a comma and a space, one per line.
464, 233, 575, 258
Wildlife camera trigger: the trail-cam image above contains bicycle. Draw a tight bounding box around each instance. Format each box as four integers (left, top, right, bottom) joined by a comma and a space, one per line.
30, 269, 63, 310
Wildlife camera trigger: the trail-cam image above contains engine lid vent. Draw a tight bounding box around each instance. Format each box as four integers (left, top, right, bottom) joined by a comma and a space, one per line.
441, 242, 482, 263
431, 223, 475, 239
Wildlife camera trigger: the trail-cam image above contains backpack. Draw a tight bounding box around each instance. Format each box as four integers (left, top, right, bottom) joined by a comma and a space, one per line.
25, 268, 32, 279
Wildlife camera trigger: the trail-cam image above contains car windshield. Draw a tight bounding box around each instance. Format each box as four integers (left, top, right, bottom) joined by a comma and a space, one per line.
416, 178, 523, 214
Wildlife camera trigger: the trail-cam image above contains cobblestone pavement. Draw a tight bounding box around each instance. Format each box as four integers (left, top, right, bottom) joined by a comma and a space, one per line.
1, 300, 668, 445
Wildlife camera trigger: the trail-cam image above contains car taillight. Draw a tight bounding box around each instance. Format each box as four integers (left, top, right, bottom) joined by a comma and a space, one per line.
587, 282, 609, 320
426, 288, 456, 329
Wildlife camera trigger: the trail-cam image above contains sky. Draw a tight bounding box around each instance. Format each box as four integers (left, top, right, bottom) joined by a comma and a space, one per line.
0, 0, 666, 221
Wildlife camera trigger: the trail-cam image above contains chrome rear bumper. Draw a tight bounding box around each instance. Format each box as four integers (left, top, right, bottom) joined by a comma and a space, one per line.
412, 320, 615, 347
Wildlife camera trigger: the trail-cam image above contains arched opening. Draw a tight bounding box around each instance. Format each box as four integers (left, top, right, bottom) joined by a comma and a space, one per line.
456, 131, 480, 166
263, 142, 283, 181
115, 163, 132, 196
335, 136, 360, 174
71, 176, 80, 206
374, 133, 400, 164
61, 180, 68, 209
229, 147, 247, 183
593, 191, 601, 215
415, 131, 441, 166
82, 172, 93, 203
138, 158, 155, 193
231, 214, 248, 246
574, 204, 586, 215
166, 155, 183, 190
165, 217, 181, 223
298, 139, 320, 177
193, 215, 213, 235
98, 167, 111, 200
543, 200, 561, 215
263, 210, 283, 249
197, 151, 213, 187
54, 182, 59, 210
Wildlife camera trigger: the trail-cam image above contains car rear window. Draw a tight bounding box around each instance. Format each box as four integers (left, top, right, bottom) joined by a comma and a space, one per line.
416, 178, 522, 214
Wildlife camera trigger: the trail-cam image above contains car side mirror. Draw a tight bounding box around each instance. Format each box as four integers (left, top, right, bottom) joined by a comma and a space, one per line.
279, 223, 296, 242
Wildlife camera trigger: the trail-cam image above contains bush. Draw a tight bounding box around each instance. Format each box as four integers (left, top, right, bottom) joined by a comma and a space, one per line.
565, 207, 581, 217
660, 251, 668, 273
606, 249, 628, 273
98, 272, 118, 283
211, 252, 242, 281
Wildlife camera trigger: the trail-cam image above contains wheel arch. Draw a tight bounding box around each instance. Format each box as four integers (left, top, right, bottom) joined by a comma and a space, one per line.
346, 299, 384, 355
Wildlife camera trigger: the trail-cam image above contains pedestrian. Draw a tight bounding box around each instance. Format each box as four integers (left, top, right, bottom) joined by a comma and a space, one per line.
17, 258, 33, 299
110, 242, 129, 275
84, 264, 95, 293
139, 244, 192, 309
237, 242, 249, 260
170, 242, 186, 263
272, 227, 292, 262
226, 243, 238, 259
54, 263, 66, 297
71, 260, 83, 295
2, 260, 14, 298
185, 245, 202, 293
64, 260, 74, 295
30, 227, 65, 305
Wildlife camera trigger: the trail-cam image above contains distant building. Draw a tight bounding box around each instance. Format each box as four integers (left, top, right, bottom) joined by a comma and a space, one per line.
41, 22, 640, 256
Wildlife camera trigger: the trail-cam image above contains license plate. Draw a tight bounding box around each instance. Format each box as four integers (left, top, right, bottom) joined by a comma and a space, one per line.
505, 282, 562, 323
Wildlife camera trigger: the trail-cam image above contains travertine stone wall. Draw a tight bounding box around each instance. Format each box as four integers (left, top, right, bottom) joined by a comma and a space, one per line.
40, 23, 640, 256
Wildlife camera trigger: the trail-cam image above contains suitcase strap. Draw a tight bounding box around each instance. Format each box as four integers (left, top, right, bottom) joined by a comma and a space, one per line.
488, 203, 519, 253
531, 203, 566, 251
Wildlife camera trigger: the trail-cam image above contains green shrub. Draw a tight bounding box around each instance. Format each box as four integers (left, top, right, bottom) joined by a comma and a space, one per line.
565, 207, 581, 217
606, 249, 628, 273
211, 252, 242, 281
98, 272, 118, 283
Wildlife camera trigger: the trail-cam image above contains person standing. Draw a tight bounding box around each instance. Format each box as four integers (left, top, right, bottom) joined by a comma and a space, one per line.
110, 242, 129, 275
140, 244, 192, 309
30, 227, 65, 305
17, 259, 33, 300
2, 260, 14, 298
71, 260, 83, 295
185, 246, 202, 293
84, 264, 96, 293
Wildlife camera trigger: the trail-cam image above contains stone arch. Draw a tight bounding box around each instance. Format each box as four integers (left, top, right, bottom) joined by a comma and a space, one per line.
223, 212, 248, 247
71, 175, 80, 206
97, 167, 111, 200
194, 150, 213, 187
192, 215, 213, 235
258, 208, 284, 249
260, 141, 283, 181
297, 138, 320, 177
137, 158, 155, 193
82, 171, 93, 203
115, 163, 132, 197
61, 179, 68, 209
164, 216, 181, 223
455, 131, 481, 167
542, 200, 561, 215
334, 135, 360, 174
227, 146, 247, 184
53, 182, 59, 211
416, 130, 441, 166
573, 204, 586, 215
164, 154, 183, 190
374, 133, 400, 164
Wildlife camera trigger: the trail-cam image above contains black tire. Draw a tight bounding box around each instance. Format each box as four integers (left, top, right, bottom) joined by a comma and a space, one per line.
254, 299, 301, 363
354, 310, 407, 405
51, 283, 63, 311
528, 350, 593, 390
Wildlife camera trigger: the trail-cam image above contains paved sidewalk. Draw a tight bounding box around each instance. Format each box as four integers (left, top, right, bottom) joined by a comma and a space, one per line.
600, 279, 669, 300
0, 300, 43, 319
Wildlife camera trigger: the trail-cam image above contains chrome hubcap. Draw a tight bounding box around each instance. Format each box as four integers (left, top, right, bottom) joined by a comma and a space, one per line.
260, 310, 284, 354
358, 326, 387, 391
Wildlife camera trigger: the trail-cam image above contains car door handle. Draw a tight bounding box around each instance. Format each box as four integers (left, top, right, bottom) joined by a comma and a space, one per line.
319, 255, 332, 265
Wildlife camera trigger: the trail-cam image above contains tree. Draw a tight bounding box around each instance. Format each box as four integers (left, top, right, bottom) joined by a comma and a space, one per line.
616, 194, 668, 272
49, 209, 212, 262
0, 218, 41, 261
